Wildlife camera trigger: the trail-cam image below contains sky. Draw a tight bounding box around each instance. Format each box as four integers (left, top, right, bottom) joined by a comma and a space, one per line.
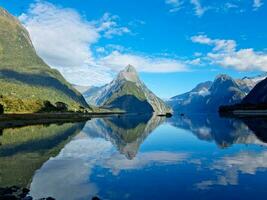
1, 0, 267, 98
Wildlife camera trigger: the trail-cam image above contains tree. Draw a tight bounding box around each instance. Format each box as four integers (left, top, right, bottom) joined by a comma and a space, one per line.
0, 104, 4, 114
55, 102, 68, 112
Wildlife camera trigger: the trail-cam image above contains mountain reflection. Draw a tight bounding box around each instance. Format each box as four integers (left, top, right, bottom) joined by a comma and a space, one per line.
28, 115, 267, 200
0, 122, 85, 188
168, 114, 267, 147
83, 114, 165, 159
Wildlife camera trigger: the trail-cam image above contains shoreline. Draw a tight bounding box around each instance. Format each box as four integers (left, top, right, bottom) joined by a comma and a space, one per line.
0, 111, 173, 129
219, 109, 267, 118
0, 112, 125, 128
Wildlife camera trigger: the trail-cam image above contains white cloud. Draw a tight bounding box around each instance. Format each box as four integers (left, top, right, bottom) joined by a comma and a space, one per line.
191, 35, 236, 53
102, 151, 189, 175
196, 150, 267, 190
253, 0, 264, 10
98, 51, 188, 73
19, 1, 99, 68
208, 49, 267, 71
191, 34, 267, 71
19, 1, 128, 86
165, 0, 183, 12
190, 0, 207, 17
225, 2, 239, 9
95, 13, 131, 38
19, 1, 190, 86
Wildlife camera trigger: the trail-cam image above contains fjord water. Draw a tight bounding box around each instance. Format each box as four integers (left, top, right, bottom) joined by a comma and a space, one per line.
1, 115, 267, 199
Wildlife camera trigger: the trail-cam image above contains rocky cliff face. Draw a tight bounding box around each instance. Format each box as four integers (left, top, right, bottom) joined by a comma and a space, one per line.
84, 65, 172, 114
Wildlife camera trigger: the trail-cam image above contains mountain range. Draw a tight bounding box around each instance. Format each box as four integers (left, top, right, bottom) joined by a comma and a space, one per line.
219, 75, 267, 113
168, 73, 267, 113
0, 7, 89, 113
82, 65, 172, 115
1, 6, 266, 116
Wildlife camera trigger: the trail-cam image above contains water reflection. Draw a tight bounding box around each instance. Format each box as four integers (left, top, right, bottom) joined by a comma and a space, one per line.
29, 114, 176, 199
84, 114, 165, 159
1, 114, 267, 200
0, 122, 85, 188
168, 114, 267, 147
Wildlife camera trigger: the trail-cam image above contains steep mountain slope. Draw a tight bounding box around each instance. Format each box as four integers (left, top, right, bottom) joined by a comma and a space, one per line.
236, 73, 267, 93
72, 84, 91, 94
0, 7, 89, 113
169, 73, 266, 113
242, 77, 267, 104
204, 75, 245, 109
168, 81, 212, 109
85, 65, 172, 114
83, 85, 105, 105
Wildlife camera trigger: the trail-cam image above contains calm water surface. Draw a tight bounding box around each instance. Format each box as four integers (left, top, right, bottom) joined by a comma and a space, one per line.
1, 114, 267, 200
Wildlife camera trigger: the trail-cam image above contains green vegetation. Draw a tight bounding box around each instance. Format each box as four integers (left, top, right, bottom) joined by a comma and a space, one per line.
104, 81, 146, 106
0, 7, 89, 113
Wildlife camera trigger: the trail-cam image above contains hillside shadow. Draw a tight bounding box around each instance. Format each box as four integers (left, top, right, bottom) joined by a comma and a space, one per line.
0, 69, 87, 107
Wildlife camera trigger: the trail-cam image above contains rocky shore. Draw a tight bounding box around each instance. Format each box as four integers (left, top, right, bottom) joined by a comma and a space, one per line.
0, 186, 101, 200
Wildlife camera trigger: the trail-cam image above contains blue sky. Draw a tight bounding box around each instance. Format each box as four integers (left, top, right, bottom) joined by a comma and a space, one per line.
1, 0, 266, 98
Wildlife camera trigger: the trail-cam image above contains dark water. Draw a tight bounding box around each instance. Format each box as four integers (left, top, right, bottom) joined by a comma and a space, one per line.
1, 114, 267, 200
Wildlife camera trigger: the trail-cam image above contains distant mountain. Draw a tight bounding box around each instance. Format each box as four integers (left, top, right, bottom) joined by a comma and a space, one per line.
242, 77, 267, 105
0, 7, 89, 113
72, 84, 91, 94
168, 73, 266, 113
83, 85, 104, 105
84, 65, 172, 115
168, 81, 212, 109
236, 73, 267, 93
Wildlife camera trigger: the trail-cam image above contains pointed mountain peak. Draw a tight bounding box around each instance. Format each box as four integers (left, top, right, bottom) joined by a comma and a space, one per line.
0, 7, 17, 21
117, 65, 139, 82
215, 74, 233, 82
0, 7, 8, 15
124, 64, 137, 73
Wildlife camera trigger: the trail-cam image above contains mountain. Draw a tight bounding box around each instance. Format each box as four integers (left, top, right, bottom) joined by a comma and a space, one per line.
0, 7, 89, 113
72, 84, 91, 94
236, 73, 267, 93
84, 65, 172, 115
83, 85, 104, 105
241, 77, 267, 105
168, 81, 212, 109
168, 73, 266, 113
